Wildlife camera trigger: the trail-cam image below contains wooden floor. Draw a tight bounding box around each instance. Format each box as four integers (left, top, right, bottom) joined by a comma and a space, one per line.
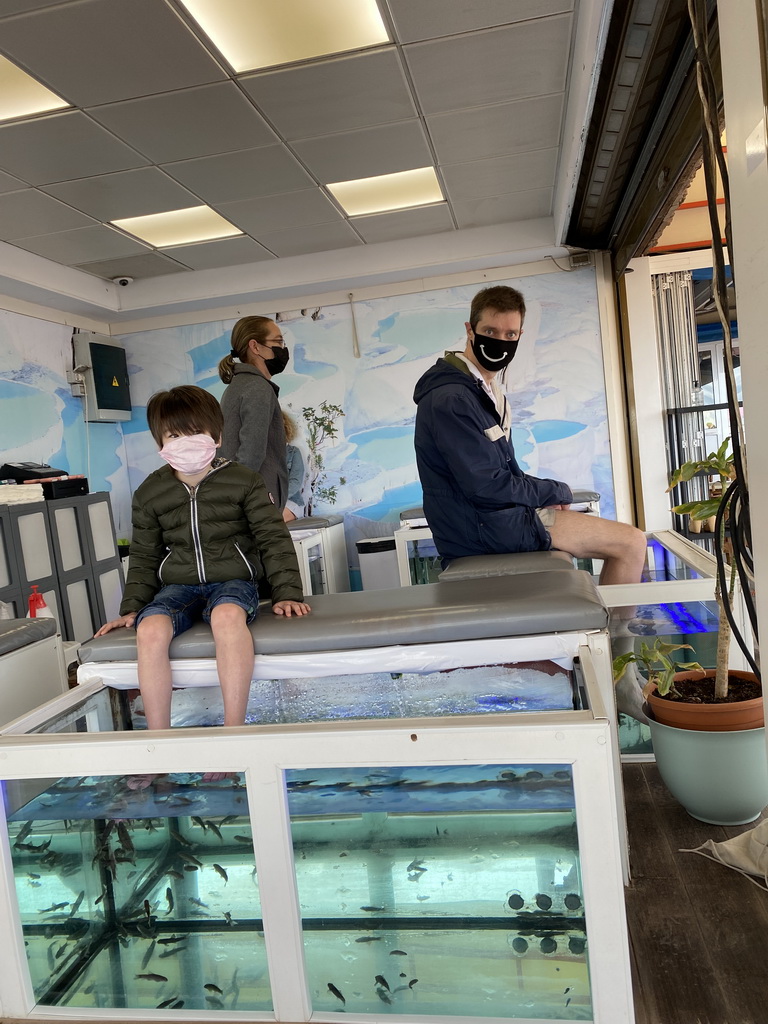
624, 762, 768, 1024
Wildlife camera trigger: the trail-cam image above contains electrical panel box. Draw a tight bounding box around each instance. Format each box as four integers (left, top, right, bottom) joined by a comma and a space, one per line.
71, 333, 132, 422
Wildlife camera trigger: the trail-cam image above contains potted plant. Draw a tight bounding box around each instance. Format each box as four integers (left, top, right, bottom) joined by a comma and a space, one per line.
662, 438, 762, 729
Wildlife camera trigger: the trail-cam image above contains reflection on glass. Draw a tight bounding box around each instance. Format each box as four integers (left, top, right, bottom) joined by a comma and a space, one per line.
287, 764, 591, 1020
580, 534, 712, 583
407, 537, 442, 585
306, 541, 326, 595
4, 773, 267, 1012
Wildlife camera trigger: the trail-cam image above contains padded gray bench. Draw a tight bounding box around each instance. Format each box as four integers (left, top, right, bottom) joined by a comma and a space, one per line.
0, 618, 67, 726
439, 550, 575, 581
77, 571, 609, 691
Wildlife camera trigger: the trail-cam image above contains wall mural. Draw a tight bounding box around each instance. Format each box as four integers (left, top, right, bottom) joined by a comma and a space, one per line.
0, 267, 613, 568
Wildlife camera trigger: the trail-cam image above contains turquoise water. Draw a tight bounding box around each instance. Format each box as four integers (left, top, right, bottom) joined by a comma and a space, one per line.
5, 766, 592, 1019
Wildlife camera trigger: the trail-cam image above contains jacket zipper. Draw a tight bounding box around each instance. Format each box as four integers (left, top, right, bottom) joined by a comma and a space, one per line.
183, 462, 227, 584
234, 542, 255, 580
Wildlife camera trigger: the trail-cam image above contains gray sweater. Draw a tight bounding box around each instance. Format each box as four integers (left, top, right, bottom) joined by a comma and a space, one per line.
219, 363, 288, 509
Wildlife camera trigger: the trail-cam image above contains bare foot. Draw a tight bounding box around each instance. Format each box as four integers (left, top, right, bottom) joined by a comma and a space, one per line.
125, 774, 162, 791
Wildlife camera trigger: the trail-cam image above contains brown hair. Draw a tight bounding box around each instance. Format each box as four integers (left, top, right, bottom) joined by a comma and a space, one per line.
146, 385, 223, 447
218, 315, 276, 384
469, 285, 526, 329
282, 409, 298, 443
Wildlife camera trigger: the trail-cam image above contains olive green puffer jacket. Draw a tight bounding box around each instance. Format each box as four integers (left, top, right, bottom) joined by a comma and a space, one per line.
120, 459, 303, 615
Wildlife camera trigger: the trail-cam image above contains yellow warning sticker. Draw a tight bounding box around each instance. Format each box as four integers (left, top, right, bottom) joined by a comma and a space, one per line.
112, 376, 119, 386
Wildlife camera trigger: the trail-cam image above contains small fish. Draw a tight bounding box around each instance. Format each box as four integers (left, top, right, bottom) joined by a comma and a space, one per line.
204, 820, 223, 841
408, 978, 419, 988
223, 911, 234, 926
416, 894, 430, 901
178, 851, 202, 867
376, 988, 393, 1004
166, 868, 183, 880
183, 865, 198, 872
171, 1000, 185, 1009
406, 858, 426, 872
204, 983, 223, 995
136, 922, 157, 939
360, 905, 385, 912
220, 815, 240, 825
399, 972, 407, 978
165, 887, 174, 915
374, 975, 390, 992
564, 988, 571, 994
156, 997, 177, 1009
191, 816, 208, 831
212, 863, 228, 884
205, 996, 225, 1009
159, 945, 186, 958
327, 982, 346, 1005
27, 872, 41, 880
141, 941, 156, 970
143, 899, 152, 923
116, 822, 134, 855
135, 973, 168, 983
188, 896, 209, 908
565, 997, 571, 1007
233, 834, 252, 844
38, 902, 70, 914
355, 936, 381, 943
15, 821, 34, 845
389, 949, 408, 956
158, 935, 186, 945
169, 828, 195, 848
69, 891, 85, 917
46, 942, 56, 971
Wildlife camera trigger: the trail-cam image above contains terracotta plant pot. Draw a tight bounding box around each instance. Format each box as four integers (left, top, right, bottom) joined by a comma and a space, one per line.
646, 670, 764, 731
687, 516, 702, 534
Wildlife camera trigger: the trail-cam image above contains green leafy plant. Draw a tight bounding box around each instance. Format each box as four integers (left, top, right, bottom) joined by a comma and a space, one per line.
302, 401, 346, 515
667, 438, 735, 698
613, 639, 703, 699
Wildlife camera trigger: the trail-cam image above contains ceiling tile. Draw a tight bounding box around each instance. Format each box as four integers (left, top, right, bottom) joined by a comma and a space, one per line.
452, 188, 552, 229
74, 251, 190, 281
162, 147, 314, 204
40, 167, 199, 221
254, 221, 362, 258
0, 189, 94, 239
0, 111, 149, 185
217, 189, 342, 234
427, 94, 564, 164
405, 18, 571, 115
10, 224, 149, 263
293, 121, 432, 183
0, 0, 225, 106
0, 169, 30, 194
389, 0, 573, 42
88, 83, 277, 164
441, 149, 558, 202
351, 203, 454, 243
162, 236, 276, 270
241, 48, 416, 140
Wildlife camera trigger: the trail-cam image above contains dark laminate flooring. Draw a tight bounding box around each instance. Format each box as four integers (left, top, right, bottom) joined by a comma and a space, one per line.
624, 763, 768, 1024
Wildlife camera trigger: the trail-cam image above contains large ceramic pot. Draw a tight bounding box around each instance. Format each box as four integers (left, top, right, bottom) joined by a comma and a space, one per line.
646, 670, 763, 731
647, 717, 768, 825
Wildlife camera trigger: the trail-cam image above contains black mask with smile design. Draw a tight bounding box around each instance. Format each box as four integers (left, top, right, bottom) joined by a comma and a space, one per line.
263, 345, 290, 376
471, 330, 519, 372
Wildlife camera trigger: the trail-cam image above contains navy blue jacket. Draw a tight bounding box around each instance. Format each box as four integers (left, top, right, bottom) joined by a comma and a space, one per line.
413, 355, 573, 563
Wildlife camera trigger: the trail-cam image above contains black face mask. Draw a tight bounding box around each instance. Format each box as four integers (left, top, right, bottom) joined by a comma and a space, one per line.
263, 345, 290, 376
471, 330, 519, 372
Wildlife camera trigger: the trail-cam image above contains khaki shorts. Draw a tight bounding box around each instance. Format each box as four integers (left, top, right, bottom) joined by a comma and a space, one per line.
536, 506, 558, 528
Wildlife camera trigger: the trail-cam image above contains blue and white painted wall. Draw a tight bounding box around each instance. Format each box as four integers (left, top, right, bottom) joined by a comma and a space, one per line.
0, 265, 614, 562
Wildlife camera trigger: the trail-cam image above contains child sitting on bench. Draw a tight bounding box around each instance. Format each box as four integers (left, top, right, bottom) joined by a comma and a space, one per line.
97, 385, 309, 730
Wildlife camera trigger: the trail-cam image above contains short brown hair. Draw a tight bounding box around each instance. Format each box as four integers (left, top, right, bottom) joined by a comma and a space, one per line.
146, 385, 223, 447
469, 285, 526, 329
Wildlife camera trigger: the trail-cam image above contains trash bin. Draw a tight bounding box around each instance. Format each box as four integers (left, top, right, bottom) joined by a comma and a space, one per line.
355, 537, 400, 591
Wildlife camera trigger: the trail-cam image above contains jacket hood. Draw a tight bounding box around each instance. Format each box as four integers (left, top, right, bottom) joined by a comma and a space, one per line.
413, 353, 477, 404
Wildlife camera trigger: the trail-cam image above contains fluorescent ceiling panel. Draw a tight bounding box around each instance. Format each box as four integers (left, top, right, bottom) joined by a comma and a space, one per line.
327, 166, 444, 216
111, 206, 242, 247
180, 0, 389, 72
0, 55, 68, 122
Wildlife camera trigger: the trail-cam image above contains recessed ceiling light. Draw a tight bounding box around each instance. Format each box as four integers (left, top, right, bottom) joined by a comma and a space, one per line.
327, 167, 444, 217
0, 55, 68, 123
111, 206, 242, 248
179, 0, 389, 72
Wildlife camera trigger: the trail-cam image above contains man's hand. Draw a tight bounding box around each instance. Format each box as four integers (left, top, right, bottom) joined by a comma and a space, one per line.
95, 613, 137, 636
272, 600, 311, 617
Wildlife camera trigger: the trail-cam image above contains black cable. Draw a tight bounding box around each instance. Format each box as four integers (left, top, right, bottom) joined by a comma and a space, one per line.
713, 478, 760, 677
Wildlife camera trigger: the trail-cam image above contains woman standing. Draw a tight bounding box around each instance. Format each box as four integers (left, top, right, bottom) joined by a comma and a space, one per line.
219, 316, 290, 510
282, 410, 309, 522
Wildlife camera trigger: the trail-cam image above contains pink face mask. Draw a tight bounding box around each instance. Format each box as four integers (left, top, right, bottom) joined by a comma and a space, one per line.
159, 434, 218, 475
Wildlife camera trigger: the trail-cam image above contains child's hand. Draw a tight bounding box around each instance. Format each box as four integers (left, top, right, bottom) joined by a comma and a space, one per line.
95, 613, 137, 636
272, 600, 311, 617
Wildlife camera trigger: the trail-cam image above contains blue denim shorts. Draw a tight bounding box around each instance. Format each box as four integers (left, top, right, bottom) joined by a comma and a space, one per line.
134, 580, 260, 638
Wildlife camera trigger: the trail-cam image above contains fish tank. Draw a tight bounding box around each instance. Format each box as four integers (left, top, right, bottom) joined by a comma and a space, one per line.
0, 641, 634, 1022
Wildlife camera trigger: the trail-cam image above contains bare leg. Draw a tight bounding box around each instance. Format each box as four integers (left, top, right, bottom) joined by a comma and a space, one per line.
547, 510, 647, 586
136, 614, 174, 730
210, 603, 254, 727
